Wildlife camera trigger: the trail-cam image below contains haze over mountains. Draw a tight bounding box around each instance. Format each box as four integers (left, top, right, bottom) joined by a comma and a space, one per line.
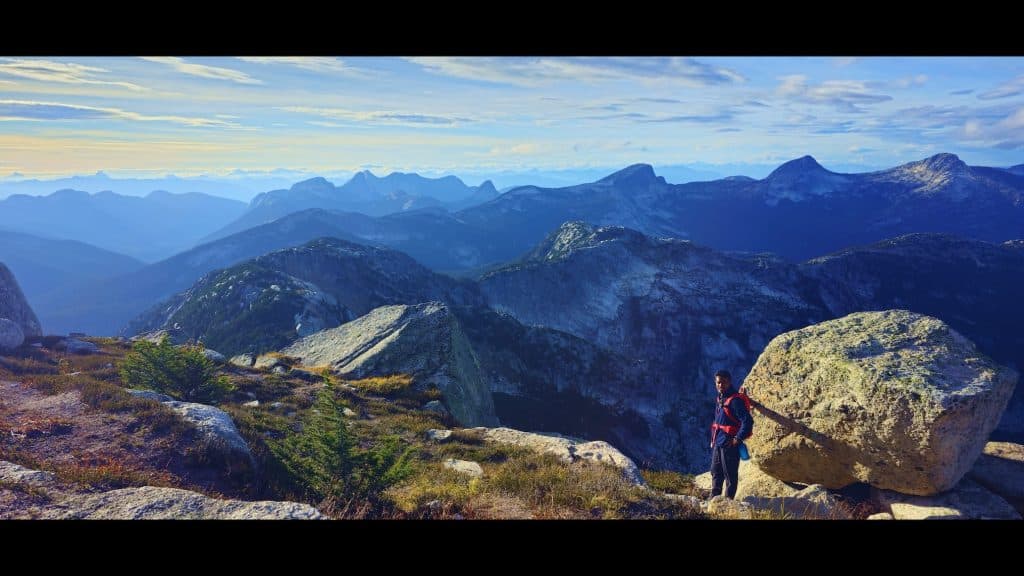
206, 172, 499, 241
0, 189, 246, 261
0, 230, 143, 318
23, 153, 1024, 338
0, 171, 303, 202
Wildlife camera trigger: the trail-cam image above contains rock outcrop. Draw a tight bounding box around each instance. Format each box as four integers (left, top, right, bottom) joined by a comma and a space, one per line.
742, 484, 851, 519
126, 390, 253, 473
0, 318, 24, 351
283, 302, 497, 427
56, 338, 100, 355
878, 479, 1021, 520
966, 441, 1024, 512
0, 262, 42, 337
744, 310, 1017, 495
469, 426, 643, 485
0, 461, 322, 519
49, 486, 324, 520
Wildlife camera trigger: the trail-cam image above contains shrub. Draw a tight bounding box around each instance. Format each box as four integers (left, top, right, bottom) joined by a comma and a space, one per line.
263, 388, 414, 508
119, 336, 233, 404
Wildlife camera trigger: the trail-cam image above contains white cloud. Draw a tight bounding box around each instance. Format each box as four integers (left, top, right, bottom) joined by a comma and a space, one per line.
236, 57, 366, 76
978, 75, 1024, 100
998, 107, 1024, 130
484, 143, 540, 156
893, 74, 928, 88
776, 75, 807, 97
406, 57, 745, 87
0, 58, 145, 91
0, 99, 231, 127
285, 106, 474, 127
776, 75, 892, 112
140, 57, 262, 85
957, 107, 1024, 148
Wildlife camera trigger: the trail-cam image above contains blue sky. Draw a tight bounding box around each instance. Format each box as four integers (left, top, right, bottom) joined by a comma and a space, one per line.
0, 56, 1022, 180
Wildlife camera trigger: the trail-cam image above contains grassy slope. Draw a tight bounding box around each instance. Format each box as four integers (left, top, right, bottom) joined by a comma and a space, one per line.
1, 339, 704, 519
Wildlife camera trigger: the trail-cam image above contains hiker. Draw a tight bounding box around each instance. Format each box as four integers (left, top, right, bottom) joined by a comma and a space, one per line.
709, 369, 753, 499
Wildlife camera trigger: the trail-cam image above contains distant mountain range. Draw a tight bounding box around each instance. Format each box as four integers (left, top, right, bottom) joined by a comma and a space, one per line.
210, 153, 1024, 267
0, 171, 299, 202
451, 153, 1024, 263
0, 189, 247, 261
0, 230, 143, 324
205, 172, 498, 241
26, 152, 1024, 334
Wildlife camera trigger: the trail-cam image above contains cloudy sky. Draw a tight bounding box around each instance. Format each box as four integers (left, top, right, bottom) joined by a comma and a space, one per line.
0, 56, 1021, 179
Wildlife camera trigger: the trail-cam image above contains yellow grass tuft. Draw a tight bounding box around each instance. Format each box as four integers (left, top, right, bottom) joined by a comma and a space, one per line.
346, 374, 415, 396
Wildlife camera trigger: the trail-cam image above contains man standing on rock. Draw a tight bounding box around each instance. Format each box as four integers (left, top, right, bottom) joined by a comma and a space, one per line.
709, 370, 753, 499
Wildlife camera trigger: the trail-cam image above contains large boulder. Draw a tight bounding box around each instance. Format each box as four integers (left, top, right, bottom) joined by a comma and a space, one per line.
165, 400, 253, 471
0, 318, 24, 351
0, 263, 42, 337
744, 310, 1017, 495
58, 338, 100, 355
125, 391, 253, 473
283, 302, 497, 427
966, 441, 1024, 513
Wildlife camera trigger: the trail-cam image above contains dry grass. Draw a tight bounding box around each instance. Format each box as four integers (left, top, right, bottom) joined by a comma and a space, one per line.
641, 469, 700, 497
22, 372, 193, 438
387, 467, 482, 513
51, 456, 180, 491
0, 354, 57, 378
7, 416, 74, 439
374, 411, 447, 436
346, 374, 415, 396
0, 479, 52, 503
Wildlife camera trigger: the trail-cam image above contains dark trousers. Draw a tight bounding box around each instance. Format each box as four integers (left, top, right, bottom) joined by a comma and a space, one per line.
710, 443, 740, 499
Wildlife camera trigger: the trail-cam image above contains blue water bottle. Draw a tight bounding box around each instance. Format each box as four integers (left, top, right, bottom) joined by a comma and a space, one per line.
738, 442, 750, 461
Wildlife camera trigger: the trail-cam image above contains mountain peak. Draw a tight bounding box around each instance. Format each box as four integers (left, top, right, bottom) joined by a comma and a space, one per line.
767, 155, 826, 180
526, 221, 652, 263
918, 153, 968, 174
886, 153, 973, 197
289, 177, 335, 195
49, 188, 91, 200
597, 164, 663, 187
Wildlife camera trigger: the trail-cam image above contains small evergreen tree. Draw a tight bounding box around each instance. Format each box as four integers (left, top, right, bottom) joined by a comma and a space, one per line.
269, 388, 354, 500
265, 387, 415, 505
120, 336, 233, 404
